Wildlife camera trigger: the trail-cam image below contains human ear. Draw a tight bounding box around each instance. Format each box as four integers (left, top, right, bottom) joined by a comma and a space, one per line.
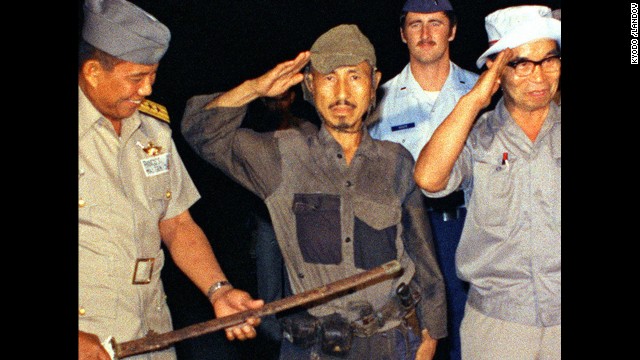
304, 73, 314, 94
373, 70, 382, 90
400, 28, 407, 44
448, 24, 457, 42
82, 60, 102, 88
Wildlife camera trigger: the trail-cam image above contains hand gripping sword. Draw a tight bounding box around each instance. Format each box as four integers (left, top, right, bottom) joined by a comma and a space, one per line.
110, 260, 402, 359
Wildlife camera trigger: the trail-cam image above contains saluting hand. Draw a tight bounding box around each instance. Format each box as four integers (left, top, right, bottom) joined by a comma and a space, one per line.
466, 48, 513, 111
248, 51, 311, 98
206, 51, 311, 108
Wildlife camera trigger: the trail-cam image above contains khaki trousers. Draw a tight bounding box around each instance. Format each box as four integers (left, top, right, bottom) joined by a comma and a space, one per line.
460, 303, 561, 360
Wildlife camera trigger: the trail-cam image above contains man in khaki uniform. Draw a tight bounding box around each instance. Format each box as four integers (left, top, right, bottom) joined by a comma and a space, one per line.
78, 1, 263, 359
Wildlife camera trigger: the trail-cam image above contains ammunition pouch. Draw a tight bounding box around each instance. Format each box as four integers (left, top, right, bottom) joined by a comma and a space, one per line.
281, 311, 353, 356
281, 311, 320, 349
320, 313, 353, 356
280, 284, 421, 356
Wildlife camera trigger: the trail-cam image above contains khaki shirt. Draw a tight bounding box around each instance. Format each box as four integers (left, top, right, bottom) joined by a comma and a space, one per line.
78, 88, 200, 359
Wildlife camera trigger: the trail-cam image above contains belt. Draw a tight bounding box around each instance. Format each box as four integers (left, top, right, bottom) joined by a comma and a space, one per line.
429, 207, 462, 222
422, 189, 464, 209
350, 290, 418, 337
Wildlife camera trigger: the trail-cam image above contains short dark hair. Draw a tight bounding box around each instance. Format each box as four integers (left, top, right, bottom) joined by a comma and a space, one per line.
400, 10, 457, 29
78, 39, 123, 73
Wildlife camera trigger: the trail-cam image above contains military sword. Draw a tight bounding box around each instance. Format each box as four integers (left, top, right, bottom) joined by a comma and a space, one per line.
110, 260, 402, 359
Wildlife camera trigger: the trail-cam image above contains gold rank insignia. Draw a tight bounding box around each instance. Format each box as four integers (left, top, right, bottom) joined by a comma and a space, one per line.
138, 99, 170, 123
142, 142, 163, 156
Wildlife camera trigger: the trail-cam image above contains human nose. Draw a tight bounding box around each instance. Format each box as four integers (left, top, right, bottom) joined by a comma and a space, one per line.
335, 76, 350, 101
528, 63, 545, 82
421, 25, 431, 39
138, 76, 153, 97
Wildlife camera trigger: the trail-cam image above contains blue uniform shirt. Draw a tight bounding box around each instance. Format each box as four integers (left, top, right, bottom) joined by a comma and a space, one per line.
369, 61, 478, 162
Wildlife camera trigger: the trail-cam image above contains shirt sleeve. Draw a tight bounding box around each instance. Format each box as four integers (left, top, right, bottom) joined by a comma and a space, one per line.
180, 93, 283, 199
402, 180, 448, 339
421, 142, 473, 199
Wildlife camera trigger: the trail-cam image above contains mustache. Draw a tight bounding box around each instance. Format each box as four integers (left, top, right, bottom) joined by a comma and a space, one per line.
417, 39, 436, 46
329, 100, 356, 109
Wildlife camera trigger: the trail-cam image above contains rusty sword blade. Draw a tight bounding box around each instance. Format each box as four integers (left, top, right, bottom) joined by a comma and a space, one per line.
113, 260, 402, 359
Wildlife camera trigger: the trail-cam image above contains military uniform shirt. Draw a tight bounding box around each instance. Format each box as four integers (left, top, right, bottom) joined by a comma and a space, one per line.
369, 61, 478, 162
78, 88, 200, 359
424, 98, 561, 327
181, 94, 447, 338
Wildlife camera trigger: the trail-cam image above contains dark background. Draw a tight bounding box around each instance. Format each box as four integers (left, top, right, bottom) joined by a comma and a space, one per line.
72, 1, 580, 359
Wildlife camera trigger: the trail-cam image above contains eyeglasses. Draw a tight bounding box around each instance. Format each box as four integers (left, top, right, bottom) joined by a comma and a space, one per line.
506, 55, 561, 77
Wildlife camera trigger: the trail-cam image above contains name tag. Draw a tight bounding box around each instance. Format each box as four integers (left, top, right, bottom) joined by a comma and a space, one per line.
140, 153, 170, 177
391, 123, 415, 132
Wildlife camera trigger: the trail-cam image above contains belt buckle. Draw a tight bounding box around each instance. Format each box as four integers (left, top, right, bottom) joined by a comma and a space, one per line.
132, 258, 155, 284
442, 208, 460, 222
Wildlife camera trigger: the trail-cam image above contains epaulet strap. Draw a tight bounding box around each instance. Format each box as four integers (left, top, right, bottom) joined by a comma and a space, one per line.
139, 99, 170, 123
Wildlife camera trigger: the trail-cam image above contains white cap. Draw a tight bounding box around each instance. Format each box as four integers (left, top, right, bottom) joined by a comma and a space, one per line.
476, 5, 561, 69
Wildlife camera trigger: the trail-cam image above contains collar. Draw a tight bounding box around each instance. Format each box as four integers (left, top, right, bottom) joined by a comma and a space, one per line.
78, 86, 142, 140
317, 124, 378, 160
398, 60, 467, 93
493, 97, 561, 138
78, 86, 104, 140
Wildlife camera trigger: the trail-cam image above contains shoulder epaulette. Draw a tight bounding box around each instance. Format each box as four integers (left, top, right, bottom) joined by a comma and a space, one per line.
139, 99, 170, 123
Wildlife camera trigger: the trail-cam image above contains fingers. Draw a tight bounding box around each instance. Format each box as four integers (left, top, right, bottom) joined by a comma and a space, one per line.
268, 51, 311, 90
488, 48, 513, 77
248, 299, 265, 309
225, 321, 259, 341
271, 51, 310, 79
215, 291, 264, 342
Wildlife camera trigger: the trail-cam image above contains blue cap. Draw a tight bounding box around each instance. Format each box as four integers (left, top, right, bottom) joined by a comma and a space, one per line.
402, 0, 454, 13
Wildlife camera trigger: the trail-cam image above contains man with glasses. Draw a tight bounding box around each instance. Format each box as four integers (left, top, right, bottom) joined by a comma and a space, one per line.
413, 5, 561, 359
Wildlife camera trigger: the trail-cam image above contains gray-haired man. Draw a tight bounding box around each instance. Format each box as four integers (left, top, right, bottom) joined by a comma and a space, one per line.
415, 5, 561, 359
182, 24, 447, 359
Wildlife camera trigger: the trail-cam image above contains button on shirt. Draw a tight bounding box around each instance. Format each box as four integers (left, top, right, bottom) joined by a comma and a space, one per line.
78, 88, 200, 357
424, 98, 561, 327
181, 94, 448, 338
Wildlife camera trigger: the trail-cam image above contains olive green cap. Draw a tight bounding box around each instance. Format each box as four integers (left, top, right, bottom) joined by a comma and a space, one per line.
309, 24, 376, 74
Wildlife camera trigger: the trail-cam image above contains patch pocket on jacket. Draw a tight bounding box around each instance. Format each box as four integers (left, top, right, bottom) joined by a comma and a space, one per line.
471, 156, 515, 227
78, 266, 117, 321
143, 171, 171, 218
353, 200, 399, 270
293, 193, 342, 264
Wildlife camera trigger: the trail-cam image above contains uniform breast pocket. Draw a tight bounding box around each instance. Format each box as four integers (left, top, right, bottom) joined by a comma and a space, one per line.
471, 157, 515, 227
353, 199, 400, 270
292, 193, 342, 265
144, 172, 171, 218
